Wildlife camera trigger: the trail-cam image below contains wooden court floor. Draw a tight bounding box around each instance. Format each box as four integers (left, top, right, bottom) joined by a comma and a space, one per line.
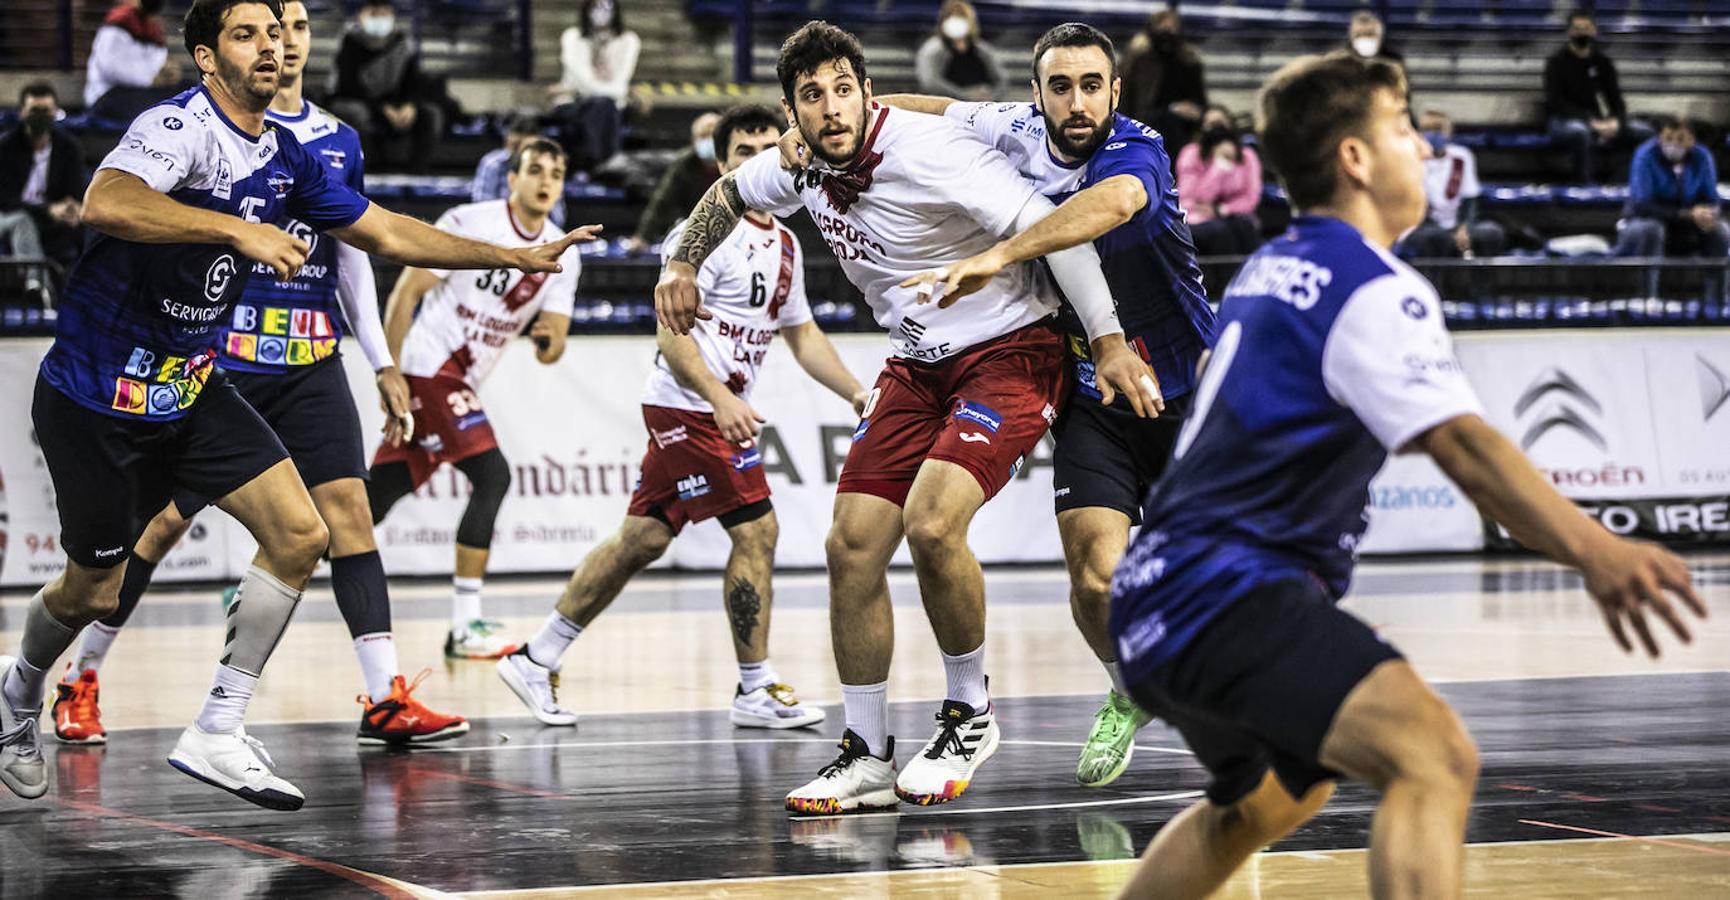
0, 554, 1726, 897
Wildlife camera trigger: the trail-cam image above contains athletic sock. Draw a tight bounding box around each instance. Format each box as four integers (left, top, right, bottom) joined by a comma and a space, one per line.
194, 663, 258, 734
353, 633, 399, 703
737, 660, 778, 693
65, 621, 123, 683
11, 590, 74, 707
941, 643, 989, 711
1105, 658, 1131, 699
525, 612, 582, 670
452, 576, 483, 632
841, 681, 890, 759
2, 658, 47, 712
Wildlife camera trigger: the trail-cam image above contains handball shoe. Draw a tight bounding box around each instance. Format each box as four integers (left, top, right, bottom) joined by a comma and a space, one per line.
358, 671, 470, 746
445, 619, 518, 660
785, 730, 897, 816
895, 699, 999, 806
168, 725, 304, 811
731, 682, 826, 729
52, 667, 107, 745
496, 648, 578, 726
0, 656, 47, 800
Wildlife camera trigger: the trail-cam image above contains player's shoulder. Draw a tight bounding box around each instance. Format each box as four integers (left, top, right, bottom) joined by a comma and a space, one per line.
1093, 114, 1168, 163
128, 86, 209, 135
954, 100, 1040, 132
1228, 217, 1410, 314
268, 100, 357, 148
883, 105, 991, 148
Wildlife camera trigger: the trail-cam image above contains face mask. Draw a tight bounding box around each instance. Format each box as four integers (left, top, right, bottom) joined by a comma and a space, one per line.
1202, 124, 1230, 142
362, 15, 394, 39
1423, 131, 1447, 155
139, 0, 166, 14
22, 109, 54, 136
694, 136, 716, 162
1352, 36, 1381, 58
1569, 34, 1593, 51
1153, 32, 1178, 54
940, 16, 970, 41
1661, 142, 1688, 163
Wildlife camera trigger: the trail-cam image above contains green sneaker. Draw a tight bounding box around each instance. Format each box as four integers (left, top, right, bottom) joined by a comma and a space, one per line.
1076, 690, 1153, 788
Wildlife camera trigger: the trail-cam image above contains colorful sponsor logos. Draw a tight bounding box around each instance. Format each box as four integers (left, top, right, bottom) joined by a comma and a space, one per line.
732, 447, 763, 472
853, 418, 870, 441
224, 305, 339, 365
953, 399, 1003, 433
111, 347, 214, 416
677, 473, 712, 501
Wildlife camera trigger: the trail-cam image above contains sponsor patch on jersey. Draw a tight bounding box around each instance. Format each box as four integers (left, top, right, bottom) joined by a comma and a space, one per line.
953, 399, 1003, 433
1009, 454, 1025, 478
853, 418, 870, 441
1401, 296, 1428, 319
456, 412, 488, 431
732, 447, 763, 472
677, 474, 712, 500
653, 425, 689, 448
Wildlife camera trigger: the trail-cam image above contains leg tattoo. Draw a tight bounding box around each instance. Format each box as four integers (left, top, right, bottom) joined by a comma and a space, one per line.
726, 578, 762, 649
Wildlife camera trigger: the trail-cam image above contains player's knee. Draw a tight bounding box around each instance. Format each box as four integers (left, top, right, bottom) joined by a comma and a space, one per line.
619, 519, 673, 566
275, 511, 330, 572
903, 508, 965, 559
1391, 707, 1480, 795
1067, 555, 1115, 609
727, 512, 778, 560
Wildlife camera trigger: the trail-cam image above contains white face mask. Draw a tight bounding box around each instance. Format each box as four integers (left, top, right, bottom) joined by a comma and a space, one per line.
362, 15, 394, 39
941, 16, 970, 41
1352, 35, 1381, 58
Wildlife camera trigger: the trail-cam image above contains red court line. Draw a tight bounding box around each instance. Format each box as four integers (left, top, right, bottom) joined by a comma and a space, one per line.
1518, 819, 1730, 858
408, 765, 571, 800
56, 798, 418, 898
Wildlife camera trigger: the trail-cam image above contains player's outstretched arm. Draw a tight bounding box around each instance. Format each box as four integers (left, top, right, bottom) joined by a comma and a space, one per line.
781, 321, 870, 414
330, 204, 602, 274
656, 322, 764, 445
83, 170, 311, 281
1418, 413, 1706, 657
657, 174, 748, 334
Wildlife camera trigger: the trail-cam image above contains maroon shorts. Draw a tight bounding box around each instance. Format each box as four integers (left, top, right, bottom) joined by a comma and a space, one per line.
371, 366, 500, 489
840, 319, 1068, 506
627, 405, 771, 534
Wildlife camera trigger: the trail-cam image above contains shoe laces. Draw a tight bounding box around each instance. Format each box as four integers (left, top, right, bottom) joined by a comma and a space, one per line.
67, 676, 101, 720
765, 683, 799, 707
818, 737, 869, 779
924, 712, 976, 762
0, 715, 41, 761
235, 727, 275, 769
1092, 699, 1133, 745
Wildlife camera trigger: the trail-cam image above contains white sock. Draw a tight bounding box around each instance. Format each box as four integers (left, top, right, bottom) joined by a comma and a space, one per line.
525, 612, 582, 670
353, 633, 399, 702
1105, 658, 1131, 698
66, 621, 123, 683
2, 657, 47, 711
941, 643, 989, 711
738, 660, 778, 693
195, 664, 258, 734
452, 577, 483, 632
841, 681, 890, 759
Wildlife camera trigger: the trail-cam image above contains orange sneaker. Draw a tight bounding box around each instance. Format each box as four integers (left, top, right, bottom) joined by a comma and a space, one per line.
357, 671, 470, 746
52, 668, 107, 745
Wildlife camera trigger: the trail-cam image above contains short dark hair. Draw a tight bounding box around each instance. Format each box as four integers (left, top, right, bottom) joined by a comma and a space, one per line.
713, 104, 783, 159
509, 137, 567, 174
183, 0, 284, 60
1567, 10, 1595, 26
19, 81, 56, 106
776, 21, 868, 105
1653, 114, 1688, 134
1257, 51, 1408, 210
503, 111, 542, 138
1032, 22, 1117, 80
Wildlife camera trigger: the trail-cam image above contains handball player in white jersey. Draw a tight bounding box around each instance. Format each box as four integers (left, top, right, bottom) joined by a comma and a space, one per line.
367, 138, 582, 660
656, 21, 1161, 814
498, 104, 868, 730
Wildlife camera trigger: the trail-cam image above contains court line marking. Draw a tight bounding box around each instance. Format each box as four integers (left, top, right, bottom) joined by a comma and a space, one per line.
794, 789, 1207, 822
403, 736, 1194, 756
1519, 819, 1730, 857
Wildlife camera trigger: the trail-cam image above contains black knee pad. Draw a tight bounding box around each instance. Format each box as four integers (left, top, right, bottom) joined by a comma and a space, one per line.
454, 449, 512, 549
366, 461, 416, 525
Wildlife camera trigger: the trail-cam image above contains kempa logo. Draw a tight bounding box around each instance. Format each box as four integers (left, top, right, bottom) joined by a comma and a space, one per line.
1697, 354, 1730, 422
1513, 367, 1607, 451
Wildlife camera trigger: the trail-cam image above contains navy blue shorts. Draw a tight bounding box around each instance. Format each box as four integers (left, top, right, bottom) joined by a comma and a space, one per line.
1051, 393, 1187, 523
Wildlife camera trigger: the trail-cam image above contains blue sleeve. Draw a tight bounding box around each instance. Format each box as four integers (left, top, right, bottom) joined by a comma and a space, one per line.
1690, 150, 1719, 208
1088, 132, 1171, 230
286, 135, 369, 230
342, 125, 366, 193
1626, 145, 1673, 220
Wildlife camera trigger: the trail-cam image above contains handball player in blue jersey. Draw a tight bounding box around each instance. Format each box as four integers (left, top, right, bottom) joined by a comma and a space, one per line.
0, 0, 596, 810
49, 0, 468, 754
1105, 53, 1704, 898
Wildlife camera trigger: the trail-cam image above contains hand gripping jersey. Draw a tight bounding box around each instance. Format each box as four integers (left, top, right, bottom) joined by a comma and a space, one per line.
221, 99, 366, 374
1111, 217, 1483, 677
730, 105, 1057, 363
40, 86, 369, 420
944, 102, 1217, 401
398, 199, 580, 387
642, 216, 812, 412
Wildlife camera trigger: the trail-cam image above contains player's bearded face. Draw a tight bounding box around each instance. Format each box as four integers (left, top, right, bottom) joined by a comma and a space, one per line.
789, 60, 871, 166
1035, 46, 1119, 159
212, 8, 283, 103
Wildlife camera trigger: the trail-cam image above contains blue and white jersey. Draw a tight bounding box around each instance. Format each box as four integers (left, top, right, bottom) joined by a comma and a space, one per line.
221, 99, 366, 374
1110, 216, 1482, 679
946, 102, 1216, 402
41, 86, 370, 420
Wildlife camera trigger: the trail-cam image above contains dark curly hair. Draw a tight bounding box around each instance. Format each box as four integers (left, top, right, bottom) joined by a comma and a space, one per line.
183, 0, 284, 60
775, 21, 868, 106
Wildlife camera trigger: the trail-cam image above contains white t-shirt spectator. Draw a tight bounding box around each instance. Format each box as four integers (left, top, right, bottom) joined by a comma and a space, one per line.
558, 28, 640, 106
85, 6, 169, 107
1423, 144, 1481, 230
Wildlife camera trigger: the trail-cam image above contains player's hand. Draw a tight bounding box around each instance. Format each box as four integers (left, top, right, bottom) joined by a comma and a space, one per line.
376, 365, 414, 446
711, 392, 766, 446
529, 318, 564, 362
512, 224, 604, 273
1091, 335, 1164, 418
655, 260, 711, 334
1579, 536, 1706, 658
899, 247, 1009, 308
232, 221, 310, 282
778, 126, 810, 171
850, 388, 872, 417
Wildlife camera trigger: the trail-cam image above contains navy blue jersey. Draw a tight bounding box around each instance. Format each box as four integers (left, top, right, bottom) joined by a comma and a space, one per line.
41, 86, 370, 420
220, 99, 367, 374
1110, 216, 1482, 679
946, 103, 1216, 401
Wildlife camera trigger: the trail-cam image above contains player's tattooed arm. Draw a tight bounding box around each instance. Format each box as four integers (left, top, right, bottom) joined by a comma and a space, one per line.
669, 174, 746, 271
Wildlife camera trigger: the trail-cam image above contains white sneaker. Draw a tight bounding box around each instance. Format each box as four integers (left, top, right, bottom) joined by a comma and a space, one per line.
731, 682, 826, 730
785, 730, 898, 816
895, 699, 999, 806
495, 648, 577, 726
0, 656, 47, 800
445, 619, 518, 660
167, 725, 305, 811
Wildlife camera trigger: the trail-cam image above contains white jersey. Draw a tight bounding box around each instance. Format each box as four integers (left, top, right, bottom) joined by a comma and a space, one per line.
943, 101, 1088, 195
399, 199, 580, 386
642, 216, 812, 412
1422, 144, 1481, 230
731, 105, 1056, 363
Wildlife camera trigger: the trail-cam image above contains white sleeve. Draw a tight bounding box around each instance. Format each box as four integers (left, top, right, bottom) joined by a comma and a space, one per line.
931, 134, 1041, 238
778, 231, 813, 328
729, 151, 804, 217
1013, 196, 1122, 342
943, 101, 1021, 149
1322, 273, 1483, 453
90, 28, 165, 90
98, 106, 208, 192
1460, 149, 1482, 200
334, 240, 392, 371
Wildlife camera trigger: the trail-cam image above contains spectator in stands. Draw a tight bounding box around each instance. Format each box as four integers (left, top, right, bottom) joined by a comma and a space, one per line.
0, 82, 88, 287
1175, 104, 1261, 256
551, 0, 640, 173
1118, 7, 1206, 151
1399, 110, 1507, 259
915, 1, 1007, 101
1345, 11, 1405, 71
624, 111, 721, 254
1613, 117, 1728, 260
473, 113, 566, 226
85, 0, 184, 122
329, 0, 445, 174
1545, 11, 1653, 183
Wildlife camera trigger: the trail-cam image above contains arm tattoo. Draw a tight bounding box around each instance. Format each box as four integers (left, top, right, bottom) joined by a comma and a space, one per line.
726, 577, 762, 649
671, 175, 746, 269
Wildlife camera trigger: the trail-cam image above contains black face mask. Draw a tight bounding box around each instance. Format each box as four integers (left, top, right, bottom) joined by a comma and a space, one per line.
140, 0, 166, 14
1569, 34, 1593, 51
1152, 33, 1179, 55
22, 109, 53, 137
